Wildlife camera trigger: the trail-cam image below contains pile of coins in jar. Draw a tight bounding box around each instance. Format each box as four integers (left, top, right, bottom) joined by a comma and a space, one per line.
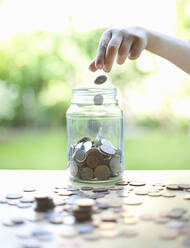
68, 136, 122, 181
1, 181, 190, 247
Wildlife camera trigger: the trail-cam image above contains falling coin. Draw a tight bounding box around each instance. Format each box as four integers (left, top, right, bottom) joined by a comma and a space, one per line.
94, 94, 104, 105
94, 75, 108, 85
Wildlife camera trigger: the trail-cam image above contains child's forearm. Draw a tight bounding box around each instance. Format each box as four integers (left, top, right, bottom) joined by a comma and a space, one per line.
145, 29, 190, 74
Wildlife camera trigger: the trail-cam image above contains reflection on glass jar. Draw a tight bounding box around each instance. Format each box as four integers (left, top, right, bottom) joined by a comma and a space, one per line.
66, 87, 124, 183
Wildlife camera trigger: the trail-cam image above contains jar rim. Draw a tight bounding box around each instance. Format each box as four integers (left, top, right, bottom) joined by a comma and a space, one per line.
72, 87, 117, 95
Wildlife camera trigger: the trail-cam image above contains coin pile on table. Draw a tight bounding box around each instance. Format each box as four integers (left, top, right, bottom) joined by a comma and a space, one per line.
1, 180, 190, 247
68, 136, 122, 181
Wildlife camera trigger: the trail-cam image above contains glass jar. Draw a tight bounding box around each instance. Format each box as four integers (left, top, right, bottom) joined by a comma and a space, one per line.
66, 87, 124, 183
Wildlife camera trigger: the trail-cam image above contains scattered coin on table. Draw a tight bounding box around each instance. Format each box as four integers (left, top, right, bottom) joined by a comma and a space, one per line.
1, 178, 190, 247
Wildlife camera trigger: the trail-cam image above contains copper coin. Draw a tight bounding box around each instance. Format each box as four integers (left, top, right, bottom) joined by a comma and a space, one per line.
94, 75, 107, 85
73, 149, 86, 163
79, 167, 94, 180
86, 155, 100, 169
69, 161, 78, 177
99, 145, 115, 156
94, 165, 110, 180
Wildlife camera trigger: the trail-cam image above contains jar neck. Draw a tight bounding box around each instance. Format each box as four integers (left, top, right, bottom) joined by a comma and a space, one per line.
71, 88, 118, 105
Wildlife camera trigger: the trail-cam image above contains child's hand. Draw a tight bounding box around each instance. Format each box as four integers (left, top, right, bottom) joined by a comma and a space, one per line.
89, 27, 148, 73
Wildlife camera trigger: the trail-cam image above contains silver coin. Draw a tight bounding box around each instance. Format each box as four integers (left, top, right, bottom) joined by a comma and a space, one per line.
109, 155, 121, 176
69, 161, 79, 177
94, 94, 103, 105
83, 141, 92, 152
94, 75, 107, 85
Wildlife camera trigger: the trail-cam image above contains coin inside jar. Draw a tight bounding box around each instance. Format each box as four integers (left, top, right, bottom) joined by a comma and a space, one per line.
73, 149, 86, 163
79, 167, 94, 180
109, 155, 121, 176
94, 165, 110, 180
99, 144, 115, 156
86, 155, 100, 169
69, 161, 79, 177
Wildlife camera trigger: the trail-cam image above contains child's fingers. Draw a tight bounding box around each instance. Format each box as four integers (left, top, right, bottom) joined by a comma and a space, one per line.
117, 36, 133, 65
128, 37, 145, 60
104, 34, 123, 72
89, 59, 98, 72
95, 31, 112, 70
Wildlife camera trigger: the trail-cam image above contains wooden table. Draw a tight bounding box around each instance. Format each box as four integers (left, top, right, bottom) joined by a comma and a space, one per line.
0, 170, 190, 248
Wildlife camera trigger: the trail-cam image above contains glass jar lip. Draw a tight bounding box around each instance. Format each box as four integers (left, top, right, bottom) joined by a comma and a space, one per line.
71, 87, 118, 104
72, 87, 117, 95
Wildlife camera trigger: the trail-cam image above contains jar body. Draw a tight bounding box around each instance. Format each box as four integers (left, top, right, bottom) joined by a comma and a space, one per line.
66, 88, 124, 183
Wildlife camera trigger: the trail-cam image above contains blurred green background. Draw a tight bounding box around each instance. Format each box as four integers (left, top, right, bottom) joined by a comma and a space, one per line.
0, 0, 190, 170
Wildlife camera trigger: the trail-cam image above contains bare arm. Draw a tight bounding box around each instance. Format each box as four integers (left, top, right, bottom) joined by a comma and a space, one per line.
146, 29, 190, 74
89, 27, 190, 75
